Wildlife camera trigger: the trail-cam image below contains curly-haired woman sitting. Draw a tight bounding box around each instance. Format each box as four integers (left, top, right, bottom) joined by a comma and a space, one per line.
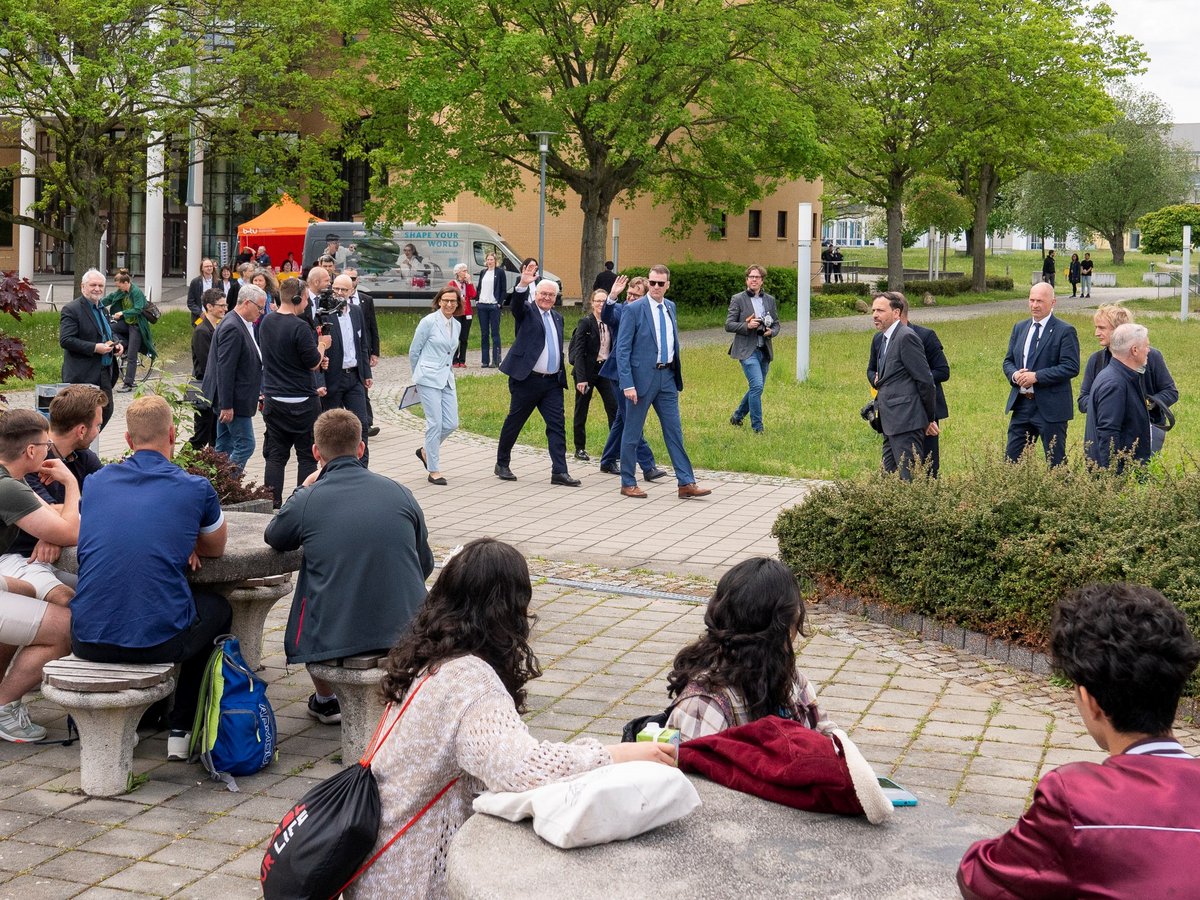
666, 557, 832, 741
348, 538, 674, 899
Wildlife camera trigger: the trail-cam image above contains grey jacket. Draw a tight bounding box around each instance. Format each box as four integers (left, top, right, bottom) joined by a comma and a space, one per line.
875, 323, 936, 436
265, 456, 435, 664
725, 291, 780, 362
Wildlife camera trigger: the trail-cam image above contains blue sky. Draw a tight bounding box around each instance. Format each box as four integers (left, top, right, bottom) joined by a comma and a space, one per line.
1106, 0, 1200, 122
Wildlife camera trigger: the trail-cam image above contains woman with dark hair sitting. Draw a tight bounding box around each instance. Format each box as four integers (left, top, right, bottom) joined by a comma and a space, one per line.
350, 538, 674, 899
666, 557, 831, 741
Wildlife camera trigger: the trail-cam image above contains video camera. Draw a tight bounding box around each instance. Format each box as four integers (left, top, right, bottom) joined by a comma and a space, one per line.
313, 286, 346, 318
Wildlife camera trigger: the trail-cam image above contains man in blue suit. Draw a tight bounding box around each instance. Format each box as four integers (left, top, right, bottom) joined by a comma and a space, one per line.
202, 284, 265, 471
1003, 281, 1080, 466
1084, 323, 1153, 473
494, 260, 580, 486
613, 265, 712, 499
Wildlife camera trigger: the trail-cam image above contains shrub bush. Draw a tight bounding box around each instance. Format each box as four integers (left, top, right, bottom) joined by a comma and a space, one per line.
886, 276, 1015, 297
643, 262, 857, 318
772, 452, 1200, 696
819, 282, 870, 296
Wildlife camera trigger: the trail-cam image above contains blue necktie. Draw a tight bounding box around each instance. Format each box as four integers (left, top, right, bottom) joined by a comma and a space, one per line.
1025, 321, 1042, 368
657, 303, 669, 365
90, 303, 113, 366
543, 311, 557, 372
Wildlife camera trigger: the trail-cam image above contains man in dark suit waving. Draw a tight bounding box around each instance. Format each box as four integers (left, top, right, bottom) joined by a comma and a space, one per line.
202, 284, 265, 471
870, 291, 938, 480
494, 260, 579, 486
1003, 281, 1080, 466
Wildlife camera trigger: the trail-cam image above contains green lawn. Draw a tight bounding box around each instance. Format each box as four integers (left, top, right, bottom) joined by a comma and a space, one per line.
452, 311, 1199, 479
843, 246, 1174, 289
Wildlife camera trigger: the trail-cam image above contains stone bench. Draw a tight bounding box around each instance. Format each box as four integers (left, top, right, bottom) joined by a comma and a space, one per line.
41, 656, 177, 797
1090, 272, 1116, 287
306, 653, 387, 763
223, 574, 294, 670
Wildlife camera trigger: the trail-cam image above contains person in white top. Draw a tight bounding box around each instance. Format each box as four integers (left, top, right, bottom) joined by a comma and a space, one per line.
346, 538, 675, 899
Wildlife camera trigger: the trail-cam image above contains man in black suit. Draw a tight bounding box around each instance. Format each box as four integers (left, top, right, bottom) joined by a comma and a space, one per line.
494, 260, 580, 486
318, 274, 373, 467
59, 268, 123, 430
345, 267, 381, 437
1003, 281, 1080, 466
868, 299, 950, 476
189, 288, 227, 450
202, 284, 265, 471
592, 261, 618, 294
869, 291, 938, 480
186, 258, 217, 322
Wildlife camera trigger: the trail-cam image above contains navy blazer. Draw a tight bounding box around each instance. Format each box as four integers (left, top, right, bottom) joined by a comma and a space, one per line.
1002, 314, 1080, 423
202, 313, 262, 417
318, 304, 372, 394
1084, 360, 1151, 471
499, 286, 566, 387
869, 323, 950, 420
598, 299, 628, 381
1078, 347, 1177, 414
475, 266, 508, 305
614, 296, 684, 395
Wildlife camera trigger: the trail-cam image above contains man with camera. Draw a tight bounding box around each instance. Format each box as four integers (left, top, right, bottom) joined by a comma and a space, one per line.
725, 265, 780, 435
258, 277, 332, 507
317, 275, 373, 467
59, 268, 123, 431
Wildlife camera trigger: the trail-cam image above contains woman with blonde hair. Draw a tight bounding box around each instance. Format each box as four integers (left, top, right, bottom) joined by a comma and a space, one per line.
1078, 304, 1177, 451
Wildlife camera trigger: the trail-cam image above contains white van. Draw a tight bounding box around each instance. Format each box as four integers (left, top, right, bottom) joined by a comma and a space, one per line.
301, 222, 562, 307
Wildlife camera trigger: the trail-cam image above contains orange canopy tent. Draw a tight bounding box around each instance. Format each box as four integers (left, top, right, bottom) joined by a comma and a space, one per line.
235, 195, 323, 270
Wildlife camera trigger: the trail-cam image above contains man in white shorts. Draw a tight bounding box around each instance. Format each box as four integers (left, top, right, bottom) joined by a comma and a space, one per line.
0, 409, 81, 742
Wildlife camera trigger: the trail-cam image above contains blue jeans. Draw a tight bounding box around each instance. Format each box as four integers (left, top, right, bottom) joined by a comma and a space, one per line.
216, 415, 256, 471
733, 349, 770, 431
476, 304, 502, 366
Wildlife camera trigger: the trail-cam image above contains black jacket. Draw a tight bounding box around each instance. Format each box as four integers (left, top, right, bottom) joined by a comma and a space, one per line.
60, 297, 115, 387
202, 313, 263, 417
569, 314, 608, 386
317, 304, 372, 394
499, 286, 566, 387
869, 322, 950, 420
355, 290, 380, 357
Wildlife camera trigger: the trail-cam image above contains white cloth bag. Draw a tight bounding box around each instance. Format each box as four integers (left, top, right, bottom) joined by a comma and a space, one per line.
472, 761, 701, 849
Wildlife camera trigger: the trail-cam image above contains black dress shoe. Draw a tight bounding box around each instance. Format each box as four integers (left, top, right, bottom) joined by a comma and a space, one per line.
642, 468, 669, 481
367, 425, 380, 437
495, 464, 517, 481
416, 447, 428, 470
599, 463, 620, 475
574, 449, 590, 461
551, 472, 581, 486
729, 414, 743, 427
428, 474, 447, 485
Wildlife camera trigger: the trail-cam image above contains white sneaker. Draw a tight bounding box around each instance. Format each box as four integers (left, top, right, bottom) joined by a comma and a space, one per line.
167, 730, 191, 761
0, 700, 47, 742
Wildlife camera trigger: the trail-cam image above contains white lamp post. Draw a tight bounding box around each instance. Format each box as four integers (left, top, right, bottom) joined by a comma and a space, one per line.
796, 202, 812, 381
533, 132, 555, 276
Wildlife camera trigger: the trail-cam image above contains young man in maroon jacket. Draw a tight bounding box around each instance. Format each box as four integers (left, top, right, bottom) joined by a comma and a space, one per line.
958, 583, 1200, 898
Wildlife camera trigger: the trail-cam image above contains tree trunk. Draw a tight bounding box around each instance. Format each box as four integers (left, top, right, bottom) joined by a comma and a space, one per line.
886, 199, 905, 290
970, 163, 998, 293
579, 196, 610, 303
1107, 230, 1126, 265
70, 203, 106, 296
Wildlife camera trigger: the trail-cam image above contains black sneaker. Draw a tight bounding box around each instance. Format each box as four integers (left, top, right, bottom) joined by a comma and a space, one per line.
307, 693, 341, 725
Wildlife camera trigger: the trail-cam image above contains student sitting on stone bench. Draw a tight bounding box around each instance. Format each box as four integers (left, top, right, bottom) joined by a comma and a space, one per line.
70, 396, 230, 761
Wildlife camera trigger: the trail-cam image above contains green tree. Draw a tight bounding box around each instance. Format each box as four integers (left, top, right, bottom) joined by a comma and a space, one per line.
905, 174, 972, 277
0, 0, 338, 289
1013, 87, 1192, 264
1136, 204, 1200, 254
335, 0, 828, 295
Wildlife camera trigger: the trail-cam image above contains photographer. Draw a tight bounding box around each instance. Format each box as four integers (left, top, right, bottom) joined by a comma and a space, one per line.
725, 265, 781, 434
258, 278, 332, 508
317, 274, 373, 467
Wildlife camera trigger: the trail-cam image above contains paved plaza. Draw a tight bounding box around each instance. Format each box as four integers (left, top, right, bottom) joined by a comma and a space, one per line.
1, 285, 1197, 897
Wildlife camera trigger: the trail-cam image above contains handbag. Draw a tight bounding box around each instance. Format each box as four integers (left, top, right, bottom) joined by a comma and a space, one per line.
260, 676, 457, 900
1148, 397, 1175, 432
141, 300, 162, 324
860, 398, 883, 434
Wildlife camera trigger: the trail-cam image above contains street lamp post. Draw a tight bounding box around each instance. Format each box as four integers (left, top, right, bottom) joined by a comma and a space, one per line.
796, 202, 812, 381
533, 132, 555, 277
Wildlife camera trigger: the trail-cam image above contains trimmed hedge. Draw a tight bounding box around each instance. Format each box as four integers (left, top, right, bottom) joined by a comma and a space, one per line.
772, 453, 1200, 693
818, 282, 870, 296
640, 262, 858, 318
880, 276, 1015, 296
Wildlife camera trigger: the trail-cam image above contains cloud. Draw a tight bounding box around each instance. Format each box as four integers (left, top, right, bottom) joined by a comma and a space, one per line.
1105, 0, 1200, 122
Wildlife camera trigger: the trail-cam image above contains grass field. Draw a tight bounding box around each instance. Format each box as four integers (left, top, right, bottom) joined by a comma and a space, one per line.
450, 311, 1199, 479
843, 246, 1176, 289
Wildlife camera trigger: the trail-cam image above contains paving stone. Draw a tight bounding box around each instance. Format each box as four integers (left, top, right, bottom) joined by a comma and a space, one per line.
32, 849, 131, 883
0, 873, 87, 898
0, 840, 61, 874
173, 871, 263, 899
11, 817, 109, 849
78, 827, 174, 859
98, 860, 205, 895
0, 789, 83, 817
57, 798, 151, 825
149, 836, 243, 869
73, 888, 160, 900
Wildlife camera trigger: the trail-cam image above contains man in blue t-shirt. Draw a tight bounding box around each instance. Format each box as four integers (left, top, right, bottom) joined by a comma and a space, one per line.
70, 395, 230, 761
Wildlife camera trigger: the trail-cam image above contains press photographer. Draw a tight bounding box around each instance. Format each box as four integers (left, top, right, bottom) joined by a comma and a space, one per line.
725, 264, 781, 435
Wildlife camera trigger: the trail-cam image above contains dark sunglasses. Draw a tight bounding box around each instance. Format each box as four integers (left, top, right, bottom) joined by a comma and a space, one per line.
648, 279, 667, 286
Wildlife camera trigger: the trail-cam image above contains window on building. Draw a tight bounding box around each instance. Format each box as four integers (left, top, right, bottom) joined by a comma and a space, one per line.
748, 209, 761, 239
776, 210, 787, 239
0, 176, 12, 248
709, 213, 727, 239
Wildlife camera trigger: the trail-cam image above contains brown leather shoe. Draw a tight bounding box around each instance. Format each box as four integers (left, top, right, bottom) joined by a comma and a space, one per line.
677, 483, 712, 499
620, 485, 648, 498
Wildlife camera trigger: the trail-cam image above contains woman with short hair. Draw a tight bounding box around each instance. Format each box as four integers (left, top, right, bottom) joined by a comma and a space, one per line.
410, 287, 463, 485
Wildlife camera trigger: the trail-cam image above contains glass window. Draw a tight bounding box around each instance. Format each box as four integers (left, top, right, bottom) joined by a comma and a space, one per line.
776, 210, 787, 239
748, 209, 761, 239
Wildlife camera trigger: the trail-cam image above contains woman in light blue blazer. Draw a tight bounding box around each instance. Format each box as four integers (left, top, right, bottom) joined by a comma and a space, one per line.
410, 286, 463, 484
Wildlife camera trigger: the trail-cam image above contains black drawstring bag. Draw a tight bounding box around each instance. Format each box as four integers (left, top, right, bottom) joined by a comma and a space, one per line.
260, 676, 456, 900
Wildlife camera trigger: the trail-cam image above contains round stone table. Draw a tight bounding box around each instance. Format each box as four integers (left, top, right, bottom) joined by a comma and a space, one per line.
58, 510, 302, 669
447, 776, 997, 899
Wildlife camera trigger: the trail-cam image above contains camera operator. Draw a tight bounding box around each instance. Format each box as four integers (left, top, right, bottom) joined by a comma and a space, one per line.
302, 266, 330, 329
725, 264, 780, 434
317, 274, 374, 467
258, 278, 333, 508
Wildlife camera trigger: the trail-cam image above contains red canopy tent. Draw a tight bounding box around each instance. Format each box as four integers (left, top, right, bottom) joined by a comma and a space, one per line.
235, 195, 323, 270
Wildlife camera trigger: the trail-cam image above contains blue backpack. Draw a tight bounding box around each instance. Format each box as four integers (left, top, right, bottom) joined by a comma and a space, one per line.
190, 635, 277, 791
